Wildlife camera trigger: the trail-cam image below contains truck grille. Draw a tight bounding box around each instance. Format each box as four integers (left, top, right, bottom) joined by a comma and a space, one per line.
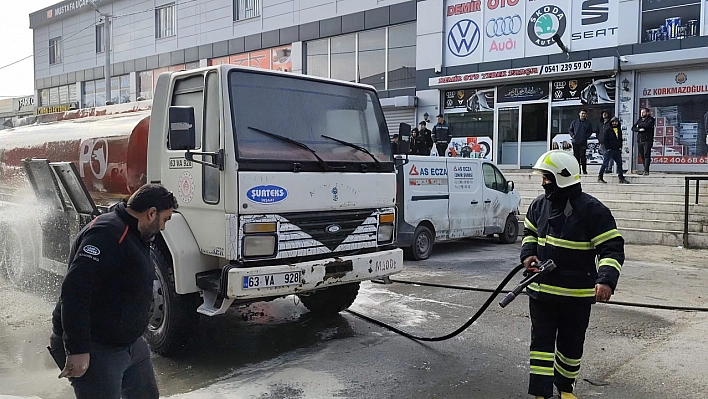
280, 209, 377, 252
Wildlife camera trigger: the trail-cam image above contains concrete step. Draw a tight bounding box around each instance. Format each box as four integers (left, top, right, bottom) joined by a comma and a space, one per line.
513, 181, 708, 195
519, 215, 705, 233
518, 190, 703, 203
619, 227, 708, 248
505, 172, 707, 187
520, 197, 708, 215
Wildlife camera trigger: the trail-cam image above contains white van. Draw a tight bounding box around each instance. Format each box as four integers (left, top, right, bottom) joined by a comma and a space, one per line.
395, 155, 521, 260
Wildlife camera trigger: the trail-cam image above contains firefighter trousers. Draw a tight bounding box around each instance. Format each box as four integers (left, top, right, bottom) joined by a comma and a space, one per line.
528, 298, 592, 398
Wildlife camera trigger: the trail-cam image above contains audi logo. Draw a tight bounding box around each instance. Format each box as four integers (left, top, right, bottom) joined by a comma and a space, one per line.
486, 15, 523, 37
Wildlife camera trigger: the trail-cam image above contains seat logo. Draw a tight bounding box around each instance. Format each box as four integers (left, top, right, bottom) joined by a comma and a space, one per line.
448, 19, 481, 57
581, 0, 609, 25
486, 15, 522, 37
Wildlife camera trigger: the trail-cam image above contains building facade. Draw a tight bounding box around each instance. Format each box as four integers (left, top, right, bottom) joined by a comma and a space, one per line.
0, 96, 37, 130
30, 0, 708, 172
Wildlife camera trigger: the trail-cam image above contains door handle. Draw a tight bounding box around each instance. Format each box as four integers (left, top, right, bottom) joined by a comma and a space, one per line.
484, 200, 492, 203
471, 201, 479, 205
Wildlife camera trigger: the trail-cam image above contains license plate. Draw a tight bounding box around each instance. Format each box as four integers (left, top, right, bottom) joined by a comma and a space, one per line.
242, 271, 301, 290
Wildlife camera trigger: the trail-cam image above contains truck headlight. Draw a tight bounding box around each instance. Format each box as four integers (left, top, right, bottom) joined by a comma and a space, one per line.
377, 213, 395, 244
243, 235, 277, 257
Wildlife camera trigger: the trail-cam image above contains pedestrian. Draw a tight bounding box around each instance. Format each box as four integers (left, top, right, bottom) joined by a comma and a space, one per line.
390, 133, 399, 154
521, 150, 624, 399
568, 109, 594, 174
599, 111, 613, 173
410, 128, 422, 155
632, 108, 655, 175
598, 117, 629, 184
49, 184, 178, 399
418, 121, 434, 156
431, 114, 451, 157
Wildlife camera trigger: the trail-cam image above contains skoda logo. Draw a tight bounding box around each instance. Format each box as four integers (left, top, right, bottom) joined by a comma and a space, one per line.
528, 5, 567, 47
486, 15, 523, 37
325, 224, 342, 234
448, 19, 481, 57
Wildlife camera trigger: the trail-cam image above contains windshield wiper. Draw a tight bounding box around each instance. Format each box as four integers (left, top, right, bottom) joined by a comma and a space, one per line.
320, 135, 381, 169
248, 126, 331, 171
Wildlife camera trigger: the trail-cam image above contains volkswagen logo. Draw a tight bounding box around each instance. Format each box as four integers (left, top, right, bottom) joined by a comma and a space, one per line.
325, 224, 342, 234
447, 19, 481, 57
486, 15, 522, 37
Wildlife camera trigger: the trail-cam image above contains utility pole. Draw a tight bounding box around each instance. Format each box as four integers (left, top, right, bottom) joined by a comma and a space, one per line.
90, 1, 112, 105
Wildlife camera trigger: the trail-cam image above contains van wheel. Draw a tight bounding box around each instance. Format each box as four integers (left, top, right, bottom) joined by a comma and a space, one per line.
0, 225, 38, 289
144, 245, 201, 356
405, 225, 434, 260
498, 215, 519, 244
298, 282, 360, 315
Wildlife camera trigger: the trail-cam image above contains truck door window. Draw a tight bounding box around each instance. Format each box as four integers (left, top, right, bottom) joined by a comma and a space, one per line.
202, 72, 220, 204
170, 75, 204, 150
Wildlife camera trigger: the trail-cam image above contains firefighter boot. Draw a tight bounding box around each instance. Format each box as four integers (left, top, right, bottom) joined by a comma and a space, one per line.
560, 392, 578, 399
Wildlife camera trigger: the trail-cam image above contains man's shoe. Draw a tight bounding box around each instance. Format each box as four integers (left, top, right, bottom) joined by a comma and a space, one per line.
643, 171, 649, 176
598, 177, 607, 183
560, 392, 578, 399
619, 178, 630, 184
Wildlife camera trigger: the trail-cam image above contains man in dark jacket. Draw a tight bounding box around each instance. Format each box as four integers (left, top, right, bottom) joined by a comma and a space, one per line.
568, 109, 594, 174
632, 108, 655, 175
598, 117, 629, 184
522, 150, 624, 399
418, 121, 434, 155
49, 184, 178, 398
599, 111, 613, 173
432, 114, 452, 157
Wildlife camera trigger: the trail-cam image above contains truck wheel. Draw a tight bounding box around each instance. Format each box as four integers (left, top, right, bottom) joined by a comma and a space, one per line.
498, 214, 519, 244
404, 225, 433, 261
0, 226, 38, 289
144, 245, 201, 356
298, 282, 360, 315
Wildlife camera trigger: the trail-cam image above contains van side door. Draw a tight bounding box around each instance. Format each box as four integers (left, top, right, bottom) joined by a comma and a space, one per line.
404, 157, 450, 241
482, 163, 509, 234
447, 159, 484, 238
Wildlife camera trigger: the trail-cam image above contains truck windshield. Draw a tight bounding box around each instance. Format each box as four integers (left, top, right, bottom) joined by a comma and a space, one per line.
229, 71, 392, 171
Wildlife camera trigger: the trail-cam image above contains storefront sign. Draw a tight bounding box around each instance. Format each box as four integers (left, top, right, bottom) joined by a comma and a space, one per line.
36, 102, 79, 115
498, 82, 548, 102
431, 60, 593, 88
210, 45, 292, 72
30, 0, 114, 28
443, 87, 495, 111
640, 70, 708, 98
551, 76, 615, 105
570, 0, 619, 51
447, 137, 493, 160
482, 0, 526, 62
444, 0, 484, 67
13, 96, 36, 113
524, 0, 571, 57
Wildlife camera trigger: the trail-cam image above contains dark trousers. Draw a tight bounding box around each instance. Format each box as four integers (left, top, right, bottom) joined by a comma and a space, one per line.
436, 142, 448, 157
50, 334, 159, 399
599, 149, 624, 179
638, 141, 652, 172
528, 298, 592, 398
572, 144, 587, 173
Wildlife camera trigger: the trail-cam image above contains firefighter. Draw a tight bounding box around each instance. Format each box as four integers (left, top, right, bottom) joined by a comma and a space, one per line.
521, 150, 624, 399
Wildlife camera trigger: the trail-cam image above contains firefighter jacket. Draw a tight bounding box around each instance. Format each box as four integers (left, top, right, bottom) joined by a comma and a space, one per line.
520, 185, 624, 303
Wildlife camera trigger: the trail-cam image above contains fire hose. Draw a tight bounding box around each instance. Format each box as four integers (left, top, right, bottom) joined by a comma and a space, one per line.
345, 259, 708, 342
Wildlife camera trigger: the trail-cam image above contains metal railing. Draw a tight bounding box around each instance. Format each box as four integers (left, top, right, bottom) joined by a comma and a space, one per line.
684, 176, 708, 248
235, 0, 261, 21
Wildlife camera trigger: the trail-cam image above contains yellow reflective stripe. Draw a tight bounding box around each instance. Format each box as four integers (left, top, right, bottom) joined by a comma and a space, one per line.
530, 351, 554, 361
530, 365, 555, 376
591, 229, 622, 246
523, 236, 538, 245
524, 218, 537, 233
598, 258, 622, 272
556, 351, 581, 367
545, 236, 594, 250
528, 283, 595, 298
554, 363, 580, 379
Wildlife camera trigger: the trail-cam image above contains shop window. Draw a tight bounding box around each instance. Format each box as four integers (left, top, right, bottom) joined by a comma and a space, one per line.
358, 29, 386, 91
83, 81, 95, 108
155, 4, 175, 39
388, 23, 416, 90
331, 34, 356, 82
96, 24, 105, 53
444, 88, 495, 160
641, 0, 701, 43
39, 89, 49, 106
49, 87, 59, 105
49, 37, 61, 65
95, 80, 106, 107
59, 86, 69, 104
234, 0, 260, 21
138, 71, 153, 100
305, 39, 329, 78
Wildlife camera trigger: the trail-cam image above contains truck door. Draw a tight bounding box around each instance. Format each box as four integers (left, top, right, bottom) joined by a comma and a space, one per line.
481, 162, 509, 234
162, 72, 226, 258
447, 159, 483, 238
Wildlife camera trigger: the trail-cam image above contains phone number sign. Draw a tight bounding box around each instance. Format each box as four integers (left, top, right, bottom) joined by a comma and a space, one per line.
430, 60, 593, 87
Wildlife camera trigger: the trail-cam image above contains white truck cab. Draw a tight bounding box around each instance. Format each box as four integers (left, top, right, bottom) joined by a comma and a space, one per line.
395, 155, 521, 260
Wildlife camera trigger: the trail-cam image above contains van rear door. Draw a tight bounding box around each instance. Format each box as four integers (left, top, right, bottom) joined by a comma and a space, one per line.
447, 159, 483, 238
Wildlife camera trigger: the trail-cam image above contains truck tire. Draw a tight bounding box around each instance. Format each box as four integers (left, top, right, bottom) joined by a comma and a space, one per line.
498, 214, 519, 244
144, 245, 201, 356
404, 225, 434, 261
0, 225, 39, 289
298, 282, 360, 315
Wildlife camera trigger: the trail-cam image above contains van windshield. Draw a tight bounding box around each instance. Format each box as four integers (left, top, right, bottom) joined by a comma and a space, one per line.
229, 71, 393, 171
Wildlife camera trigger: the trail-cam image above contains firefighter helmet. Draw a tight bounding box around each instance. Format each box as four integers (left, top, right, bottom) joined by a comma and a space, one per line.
532, 150, 581, 188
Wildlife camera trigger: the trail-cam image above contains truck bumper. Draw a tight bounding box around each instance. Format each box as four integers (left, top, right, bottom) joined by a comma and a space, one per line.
224, 248, 403, 299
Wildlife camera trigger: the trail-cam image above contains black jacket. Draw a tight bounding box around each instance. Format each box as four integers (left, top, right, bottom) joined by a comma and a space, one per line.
632, 115, 655, 143
521, 185, 624, 303
419, 127, 434, 151
568, 118, 594, 145
52, 202, 153, 354
432, 122, 452, 143
602, 118, 623, 151
410, 132, 426, 155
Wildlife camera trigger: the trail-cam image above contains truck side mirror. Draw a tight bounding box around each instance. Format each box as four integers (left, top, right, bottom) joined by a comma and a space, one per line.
507, 181, 515, 192
397, 123, 411, 155
168, 106, 197, 150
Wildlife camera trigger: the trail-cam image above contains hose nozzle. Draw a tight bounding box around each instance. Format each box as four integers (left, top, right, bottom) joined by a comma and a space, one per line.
499, 259, 557, 308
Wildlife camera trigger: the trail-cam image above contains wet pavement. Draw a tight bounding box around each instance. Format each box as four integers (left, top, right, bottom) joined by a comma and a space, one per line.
1, 239, 708, 398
